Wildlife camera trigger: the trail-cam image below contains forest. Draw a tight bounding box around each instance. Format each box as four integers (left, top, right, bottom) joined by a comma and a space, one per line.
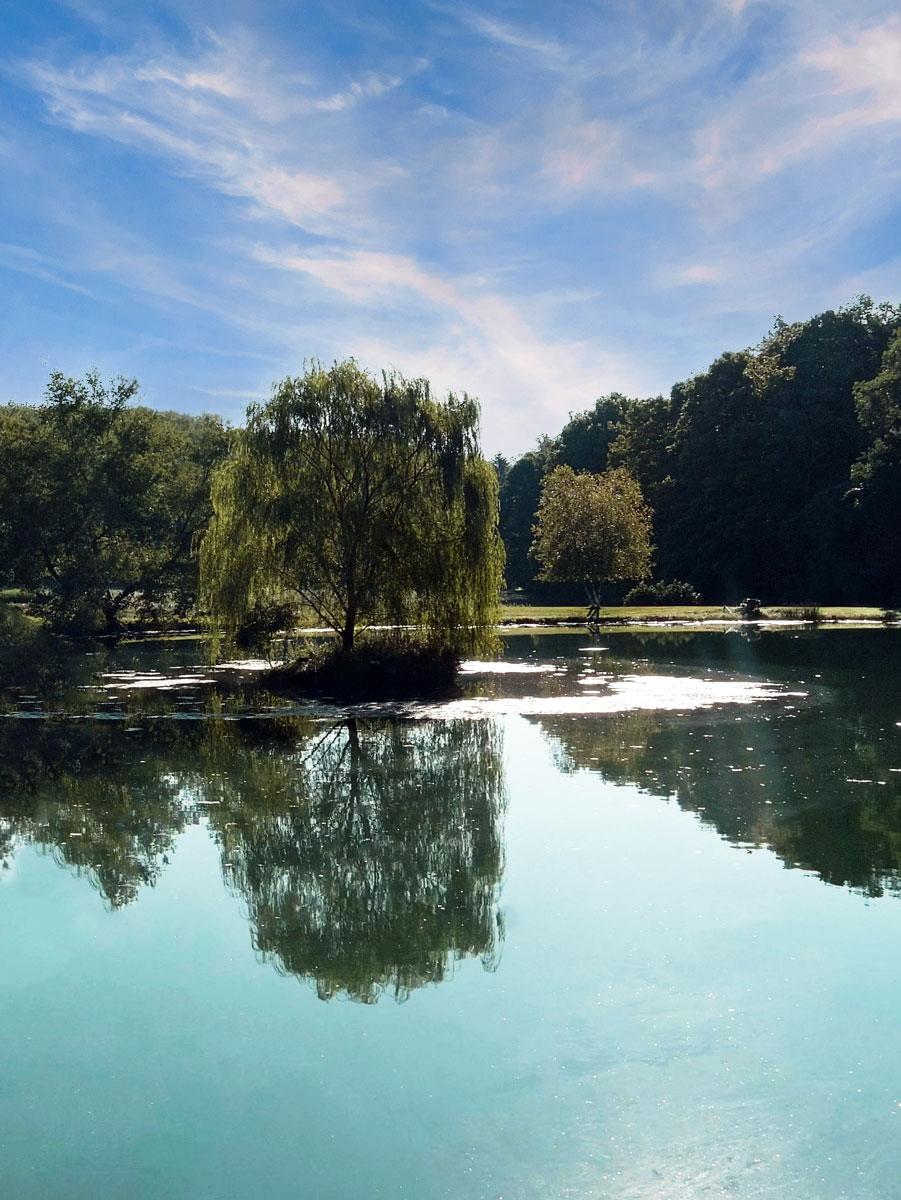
1, 295, 900, 632
497, 296, 901, 604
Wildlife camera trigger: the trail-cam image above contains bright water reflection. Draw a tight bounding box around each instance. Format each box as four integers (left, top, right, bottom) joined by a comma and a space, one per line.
1, 624, 901, 1197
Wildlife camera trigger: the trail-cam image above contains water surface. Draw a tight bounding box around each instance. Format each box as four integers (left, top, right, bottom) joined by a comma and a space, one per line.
1, 627, 900, 1197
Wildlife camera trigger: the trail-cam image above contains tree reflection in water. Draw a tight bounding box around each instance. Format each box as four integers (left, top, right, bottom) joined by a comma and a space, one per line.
208, 719, 506, 1002
535, 699, 901, 898
0, 710, 507, 1001
0, 715, 193, 907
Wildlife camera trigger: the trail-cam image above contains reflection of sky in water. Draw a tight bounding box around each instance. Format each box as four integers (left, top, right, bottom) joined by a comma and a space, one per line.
1, 630, 900, 1197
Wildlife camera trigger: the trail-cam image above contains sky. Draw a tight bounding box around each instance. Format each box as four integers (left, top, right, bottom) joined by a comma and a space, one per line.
1, 0, 900, 456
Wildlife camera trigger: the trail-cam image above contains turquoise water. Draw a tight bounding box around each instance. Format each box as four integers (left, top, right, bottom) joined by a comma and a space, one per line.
1, 628, 900, 1197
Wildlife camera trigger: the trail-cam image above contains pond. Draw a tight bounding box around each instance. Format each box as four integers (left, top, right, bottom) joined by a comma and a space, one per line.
1, 626, 900, 1198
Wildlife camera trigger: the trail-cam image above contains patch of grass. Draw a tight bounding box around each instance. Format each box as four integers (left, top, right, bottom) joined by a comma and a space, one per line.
500, 604, 724, 623
499, 604, 887, 625
771, 606, 883, 622
778, 605, 823, 623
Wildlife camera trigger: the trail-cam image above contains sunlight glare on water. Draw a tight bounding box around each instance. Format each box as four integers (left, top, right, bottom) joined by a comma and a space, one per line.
0, 628, 899, 1198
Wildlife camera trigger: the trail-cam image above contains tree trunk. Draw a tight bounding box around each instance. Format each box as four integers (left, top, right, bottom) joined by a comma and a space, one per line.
341, 607, 356, 654
101, 589, 125, 634
585, 581, 601, 628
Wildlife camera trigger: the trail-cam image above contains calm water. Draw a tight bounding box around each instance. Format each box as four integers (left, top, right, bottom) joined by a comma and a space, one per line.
1, 624, 900, 1198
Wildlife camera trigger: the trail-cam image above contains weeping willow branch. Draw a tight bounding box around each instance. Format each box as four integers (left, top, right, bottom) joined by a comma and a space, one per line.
200, 360, 504, 657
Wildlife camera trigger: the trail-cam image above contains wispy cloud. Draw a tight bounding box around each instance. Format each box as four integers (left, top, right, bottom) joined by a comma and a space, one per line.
16, 27, 414, 235
447, 7, 568, 66
4, 1, 901, 453
690, 18, 901, 202
255, 244, 655, 447
0, 243, 97, 297
804, 20, 901, 127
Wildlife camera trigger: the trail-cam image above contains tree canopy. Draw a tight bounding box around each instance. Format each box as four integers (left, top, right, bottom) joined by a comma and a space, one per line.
201, 360, 503, 653
0, 371, 230, 629
847, 328, 901, 597
608, 297, 901, 600
531, 465, 652, 608
495, 296, 901, 604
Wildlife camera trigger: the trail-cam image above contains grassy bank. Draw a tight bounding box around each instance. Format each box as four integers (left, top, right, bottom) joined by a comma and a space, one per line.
498, 604, 887, 624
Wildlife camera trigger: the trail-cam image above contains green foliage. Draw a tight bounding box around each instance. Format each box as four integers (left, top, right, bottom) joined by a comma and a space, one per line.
233, 598, 300, 651
609, 393, 675, 497
849, 328, 901, 598
531, 465, 652, 606
607, 297, 901, 600
498, 396, 632, 591
623, 579, 700, 605
556, 393, 629, 472
497, 438, 557, 589
780, 605, 823, 623
0, 372, 230, 630
201, 360, 503, 654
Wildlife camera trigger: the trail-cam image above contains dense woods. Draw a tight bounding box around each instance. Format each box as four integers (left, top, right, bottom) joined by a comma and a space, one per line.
498, 296, 901, 603
2, 296, 900, 630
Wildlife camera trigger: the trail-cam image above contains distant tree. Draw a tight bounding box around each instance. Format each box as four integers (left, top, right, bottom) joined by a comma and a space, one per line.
490, 453, 510, 489
609, 393, 677, 502
852, 327, 901, 487
531, 466, 652, 611
653, 349, 785, 597
201, 360, 503, 654
556, 393, 630, 472
497, 437, 558, 589
0, 372, 230, 629
496, 397, 632, 594
0, 404, 39, 589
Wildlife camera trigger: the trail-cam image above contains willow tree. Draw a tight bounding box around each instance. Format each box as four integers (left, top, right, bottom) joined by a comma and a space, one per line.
201, 360, 502, 654
531, 465, 652, 612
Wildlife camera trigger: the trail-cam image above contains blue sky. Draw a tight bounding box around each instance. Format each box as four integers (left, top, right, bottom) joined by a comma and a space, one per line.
2, 0, 900, 454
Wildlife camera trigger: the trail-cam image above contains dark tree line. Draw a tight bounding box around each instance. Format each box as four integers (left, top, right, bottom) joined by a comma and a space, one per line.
3, 299, 901, 631
497, 297, 901, 602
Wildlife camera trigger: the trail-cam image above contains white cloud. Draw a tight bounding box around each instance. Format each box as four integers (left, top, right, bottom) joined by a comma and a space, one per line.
312, 73, 403, 112
254, 246, 459, 306
431, 4, 567, 65
804, 20, 901, 125
18, 30, 407, 230
690, 18, 901, 206
258, 246, 654, 451
9, 3, 901, 454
